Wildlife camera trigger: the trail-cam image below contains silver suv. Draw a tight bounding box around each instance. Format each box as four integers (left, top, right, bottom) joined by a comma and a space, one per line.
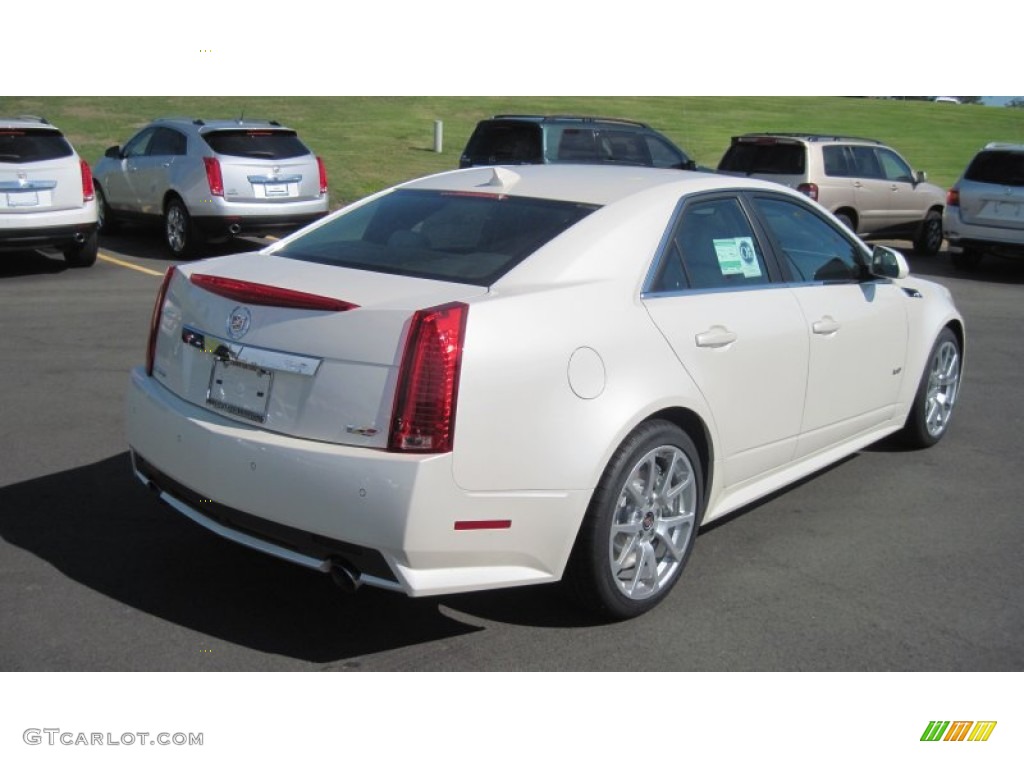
718, 133, 946, 255
93, 117, 329, 258
0, 116, 98, 267
943, 142, 1024, 270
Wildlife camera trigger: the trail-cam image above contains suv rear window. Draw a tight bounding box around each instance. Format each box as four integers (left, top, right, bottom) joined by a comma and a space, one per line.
275, 189, 598, 285
0, 129, 74, 163
202, 129, 310, 160
718, 142, 806, 174
462, 123, 543, 166
964, 150, 1024, 186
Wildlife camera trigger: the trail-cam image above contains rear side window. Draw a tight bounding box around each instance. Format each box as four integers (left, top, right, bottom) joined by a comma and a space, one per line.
0, 129, 73, 163
462, 123, 542, 165
965, 150, 1024, 186
202, 129, 310, 160
274, 189, 599, 285
718, 142, 805, 174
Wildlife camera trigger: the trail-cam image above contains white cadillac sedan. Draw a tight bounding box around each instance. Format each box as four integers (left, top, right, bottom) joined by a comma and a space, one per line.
127, 164, 964, 619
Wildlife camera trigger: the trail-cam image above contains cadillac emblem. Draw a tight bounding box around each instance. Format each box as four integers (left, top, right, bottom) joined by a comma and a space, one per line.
226, 306, 252, 340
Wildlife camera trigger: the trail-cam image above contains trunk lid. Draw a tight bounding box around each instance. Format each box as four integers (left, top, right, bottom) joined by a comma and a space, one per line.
150, 252, 486, 448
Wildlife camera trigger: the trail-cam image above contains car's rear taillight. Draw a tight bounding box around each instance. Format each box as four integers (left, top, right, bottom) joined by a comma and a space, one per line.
146, 267, 177, 376
797, 182, 819, 201
80, 159, 95, 202
203, 157, 224, 196
316, 156, 328, 195
946, 188, 960, 207
389, 302, 468, 453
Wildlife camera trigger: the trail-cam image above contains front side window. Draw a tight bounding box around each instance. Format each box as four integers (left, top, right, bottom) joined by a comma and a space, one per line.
123, 127, 157, 159
650, 197, 769, 292
877, 149, 914, 182
644, 135, 689, 169
274, 189, 598, 286
753, 196, 864, 282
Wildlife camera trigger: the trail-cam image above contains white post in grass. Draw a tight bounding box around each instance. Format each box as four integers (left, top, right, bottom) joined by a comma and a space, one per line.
434, 121, 443, 153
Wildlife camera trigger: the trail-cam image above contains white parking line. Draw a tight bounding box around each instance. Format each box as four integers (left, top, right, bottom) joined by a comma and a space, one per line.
98, 252, 166, 277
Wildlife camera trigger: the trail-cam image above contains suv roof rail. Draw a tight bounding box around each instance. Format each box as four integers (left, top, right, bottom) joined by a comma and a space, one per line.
738, 132, 883, 145
983, 141, 1024, 151
492, 114, 650, 128
7, 115, 50, 125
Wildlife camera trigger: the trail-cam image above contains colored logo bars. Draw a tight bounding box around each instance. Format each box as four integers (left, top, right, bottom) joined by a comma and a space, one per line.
921, 721, 997, 742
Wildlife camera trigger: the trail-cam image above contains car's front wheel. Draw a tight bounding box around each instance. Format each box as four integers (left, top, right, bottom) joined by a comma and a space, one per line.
914, 210, 943, 256
164, 197, 202, 258
566, 420, 703, 620
899, 327, 961, 448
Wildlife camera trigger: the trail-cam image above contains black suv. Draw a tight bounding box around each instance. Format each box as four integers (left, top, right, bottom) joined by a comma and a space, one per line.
459, 115, 697, 170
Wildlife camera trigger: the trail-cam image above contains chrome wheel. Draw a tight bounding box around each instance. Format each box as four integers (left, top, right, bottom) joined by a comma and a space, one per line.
165, 201, 188, 255
924, 336, 960, 438
608, 444, 697, 601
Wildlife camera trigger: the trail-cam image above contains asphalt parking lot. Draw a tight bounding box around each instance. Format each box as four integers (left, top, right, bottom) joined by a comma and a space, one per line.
1, 233, 1022, 672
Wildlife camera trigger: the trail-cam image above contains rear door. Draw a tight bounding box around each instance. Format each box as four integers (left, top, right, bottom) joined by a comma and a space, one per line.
643, 194, 808, 488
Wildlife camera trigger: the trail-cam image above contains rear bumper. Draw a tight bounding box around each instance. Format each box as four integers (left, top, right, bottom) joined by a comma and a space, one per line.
126, 367, 587, 597
0, 221, 97, 252
193, 211, 327, 239
943, 210, 1024, 255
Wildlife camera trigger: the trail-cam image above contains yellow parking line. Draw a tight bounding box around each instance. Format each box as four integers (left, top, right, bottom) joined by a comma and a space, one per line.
98, 252, 166, 277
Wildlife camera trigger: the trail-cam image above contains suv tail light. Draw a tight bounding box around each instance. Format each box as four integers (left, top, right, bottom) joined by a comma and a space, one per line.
797, 182, 819, 201
147, 267, 177, 376
946, 188, 960, 207
203, 157, 224, 196
317, 156, 328, 195
80, 159, 95, 202
389, 302, 468, 453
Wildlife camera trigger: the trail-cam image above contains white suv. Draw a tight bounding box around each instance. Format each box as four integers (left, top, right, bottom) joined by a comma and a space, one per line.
943, 142, 1024, 270
718, 133, 946, 255
93, 117, 329, 258
0, 116, 99, 267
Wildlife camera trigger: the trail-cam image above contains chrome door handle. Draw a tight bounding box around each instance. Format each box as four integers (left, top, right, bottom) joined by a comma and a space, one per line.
695, 326, 738, 348
812, 316, 841, 335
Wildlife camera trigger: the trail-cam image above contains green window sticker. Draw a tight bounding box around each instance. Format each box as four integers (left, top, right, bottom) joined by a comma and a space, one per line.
713, 237, 762, 278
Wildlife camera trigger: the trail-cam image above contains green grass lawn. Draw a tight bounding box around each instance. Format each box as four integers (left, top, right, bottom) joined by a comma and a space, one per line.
4, 96, 1023, 207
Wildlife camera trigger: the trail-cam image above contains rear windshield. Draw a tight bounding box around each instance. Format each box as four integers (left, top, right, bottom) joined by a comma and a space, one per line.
274, 188, 599, 285
202, 129, 310, 159
0, 128, 73, 163
462, 122, 543, 166
718, 141, 806, 175
964, 150, 1024, 186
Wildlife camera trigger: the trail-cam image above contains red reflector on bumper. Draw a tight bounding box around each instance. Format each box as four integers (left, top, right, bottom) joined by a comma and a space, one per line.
454, 520, 512, 531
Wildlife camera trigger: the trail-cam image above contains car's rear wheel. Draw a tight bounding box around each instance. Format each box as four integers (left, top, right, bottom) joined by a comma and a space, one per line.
164, 196, 202, 258
63, 230, 98, 268
899, 327, 961, 448
914, 210, 943, 256
951, 247, 983, 270
566, 420, 703, 620
95, 185, 119, 235
835, 211, 855, 231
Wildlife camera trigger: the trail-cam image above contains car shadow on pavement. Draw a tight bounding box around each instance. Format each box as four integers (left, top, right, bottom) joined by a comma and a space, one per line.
0, 249, 70, 277
0, 453, 600, 666
98, 230, 271, 263
898, 247, 1024, 285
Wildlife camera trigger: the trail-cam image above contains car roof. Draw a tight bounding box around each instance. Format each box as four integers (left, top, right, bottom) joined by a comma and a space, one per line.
149, 117, 294, 132
0, 115, 62, 131
981, 142, 1024, 152
484, 115, 652, 130
399, 164, 792, 207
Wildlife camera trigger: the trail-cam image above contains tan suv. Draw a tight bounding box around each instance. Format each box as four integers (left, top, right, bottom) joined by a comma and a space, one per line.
718, 133, 946, 255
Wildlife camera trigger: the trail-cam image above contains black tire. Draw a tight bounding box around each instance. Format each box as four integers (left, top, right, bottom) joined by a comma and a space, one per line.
951, 247, 983, 270
63, 230, 98, 268
835, 212, 855, 231
95, 185, 119, 235
899, 327, 961, 448
914, 210, 943, 256
164, 196, 203, 258
565, 420, 704, 620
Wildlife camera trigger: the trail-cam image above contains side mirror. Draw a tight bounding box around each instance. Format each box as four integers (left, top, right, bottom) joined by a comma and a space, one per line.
871, 244, 910, 279
915, 170, 928, 184
104, 145, 122, 159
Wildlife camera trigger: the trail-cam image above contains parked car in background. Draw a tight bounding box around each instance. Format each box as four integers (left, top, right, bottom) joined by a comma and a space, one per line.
127, 163, 964, 620
943, 142, 1024, 269
718, 133, 946, 255
459, 115, 698, 171
93, 118, 329, 258
0, 116, 98, 267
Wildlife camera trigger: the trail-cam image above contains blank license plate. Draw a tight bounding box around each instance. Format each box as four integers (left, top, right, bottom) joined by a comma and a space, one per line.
7, 191, 39, 207
263, 183, 289, 197
207, 360, 273, 423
